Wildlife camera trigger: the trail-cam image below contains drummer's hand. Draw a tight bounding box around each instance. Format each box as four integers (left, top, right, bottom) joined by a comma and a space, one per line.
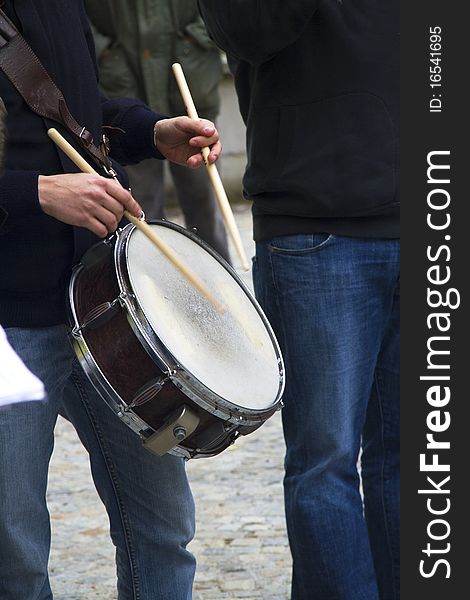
38, 173, 142, 237
154, 116, 221, 168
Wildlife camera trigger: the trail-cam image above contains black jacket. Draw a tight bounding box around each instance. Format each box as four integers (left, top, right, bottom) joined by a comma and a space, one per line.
0, 0, 165, 327
198, 0, 399, 240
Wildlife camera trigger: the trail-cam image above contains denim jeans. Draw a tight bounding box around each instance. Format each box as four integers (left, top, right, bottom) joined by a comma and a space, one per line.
253, 234, 400, 600
0, 325, 196, 600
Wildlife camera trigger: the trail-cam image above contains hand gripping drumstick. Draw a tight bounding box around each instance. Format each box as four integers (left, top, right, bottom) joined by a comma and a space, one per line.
47, 127, 224, 313
172, 62, 250, 272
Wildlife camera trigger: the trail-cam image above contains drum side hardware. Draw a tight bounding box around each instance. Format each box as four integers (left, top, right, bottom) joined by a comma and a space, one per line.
125, 375, 170, 410
188, 420, 238, 451
72, 292, 130, 336
75, 298, 120, 333
142, 405, 200, 456
116, 404, 146, 431
192, 427, 240, 458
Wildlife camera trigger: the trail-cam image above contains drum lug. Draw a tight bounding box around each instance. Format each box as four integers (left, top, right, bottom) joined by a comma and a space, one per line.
141, 405, 200, 456
76, 297, 121, 333
125, 375, 170, 410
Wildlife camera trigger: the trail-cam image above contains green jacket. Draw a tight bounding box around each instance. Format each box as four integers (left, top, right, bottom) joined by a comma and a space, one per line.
85, 0, 222, 120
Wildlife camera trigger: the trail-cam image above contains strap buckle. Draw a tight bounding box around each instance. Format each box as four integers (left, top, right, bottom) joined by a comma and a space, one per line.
79, 126, 93, 148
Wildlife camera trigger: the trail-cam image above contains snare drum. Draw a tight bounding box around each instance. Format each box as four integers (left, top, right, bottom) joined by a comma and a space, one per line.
68, 221, 284, 459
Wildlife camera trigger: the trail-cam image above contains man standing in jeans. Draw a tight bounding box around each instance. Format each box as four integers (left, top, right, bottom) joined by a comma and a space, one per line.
0, 1, 221, 597
198, 1, 400, 598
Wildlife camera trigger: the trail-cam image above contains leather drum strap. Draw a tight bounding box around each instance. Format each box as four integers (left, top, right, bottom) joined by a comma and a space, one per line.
0, 8, 112, 173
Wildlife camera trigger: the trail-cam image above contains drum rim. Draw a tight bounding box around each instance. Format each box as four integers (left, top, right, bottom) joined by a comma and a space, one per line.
116, 220, 285, 417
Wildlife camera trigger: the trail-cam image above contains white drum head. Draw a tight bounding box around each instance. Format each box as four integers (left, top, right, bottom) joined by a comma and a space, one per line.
125, 223, 281, 411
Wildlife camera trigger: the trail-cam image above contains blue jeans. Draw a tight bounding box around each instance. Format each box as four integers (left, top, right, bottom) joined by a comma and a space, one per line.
0, 325, 196, 600
253, 234, 400, 600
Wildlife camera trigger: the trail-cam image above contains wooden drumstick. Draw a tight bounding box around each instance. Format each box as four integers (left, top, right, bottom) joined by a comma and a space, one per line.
47, 127, 224, 313
171, 62, 250, 272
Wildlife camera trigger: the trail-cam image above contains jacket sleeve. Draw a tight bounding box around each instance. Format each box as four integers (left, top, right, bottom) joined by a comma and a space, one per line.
100, 95, 168, 165
0, 170, 41, 230
197, 0, 319, 65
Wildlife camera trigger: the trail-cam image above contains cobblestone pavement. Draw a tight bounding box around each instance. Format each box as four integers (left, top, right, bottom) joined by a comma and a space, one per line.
48, 203, 292, 599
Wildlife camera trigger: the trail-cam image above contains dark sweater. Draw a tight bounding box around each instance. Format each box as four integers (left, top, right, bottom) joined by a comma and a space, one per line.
198, 0, 399, 241
0, 0, 165, 327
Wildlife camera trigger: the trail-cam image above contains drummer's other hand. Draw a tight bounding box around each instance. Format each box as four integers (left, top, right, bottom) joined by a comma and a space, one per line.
154, 116, 221, 168
38, 173, 142, 237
